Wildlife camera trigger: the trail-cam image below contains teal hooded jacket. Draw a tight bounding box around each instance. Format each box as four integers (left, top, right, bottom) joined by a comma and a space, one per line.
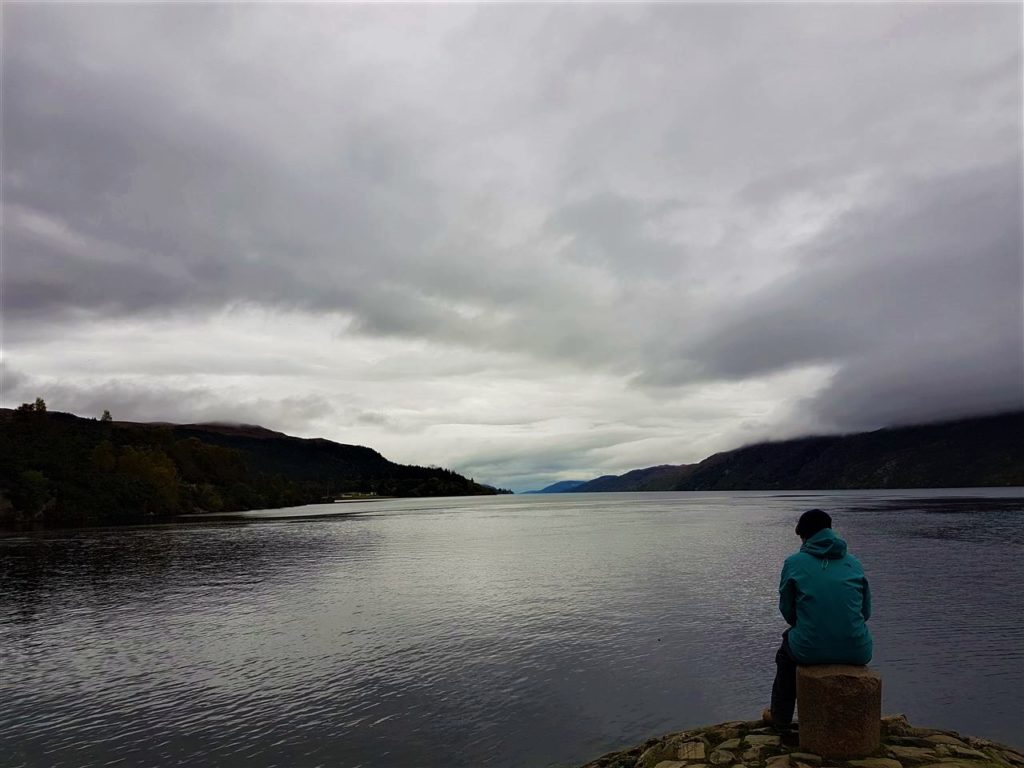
779, 528, 873, 665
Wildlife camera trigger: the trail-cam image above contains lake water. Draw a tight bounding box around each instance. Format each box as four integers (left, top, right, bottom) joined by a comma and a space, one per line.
2, 490, 1023, 767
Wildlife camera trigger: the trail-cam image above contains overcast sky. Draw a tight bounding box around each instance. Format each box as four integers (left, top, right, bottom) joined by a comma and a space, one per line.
3, 4, 1022, 491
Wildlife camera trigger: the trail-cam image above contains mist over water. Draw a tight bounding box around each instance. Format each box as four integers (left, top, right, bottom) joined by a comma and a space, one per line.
2, 490, 1022, 767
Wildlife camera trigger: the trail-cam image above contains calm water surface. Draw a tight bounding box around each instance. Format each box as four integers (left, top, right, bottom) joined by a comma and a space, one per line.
2, 490, 1023, 767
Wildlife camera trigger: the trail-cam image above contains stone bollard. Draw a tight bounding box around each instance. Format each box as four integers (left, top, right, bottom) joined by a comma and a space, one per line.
797, 665, 881, 759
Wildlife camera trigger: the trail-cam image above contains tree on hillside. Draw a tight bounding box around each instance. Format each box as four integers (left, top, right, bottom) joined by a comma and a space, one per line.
101, 410, 113, 422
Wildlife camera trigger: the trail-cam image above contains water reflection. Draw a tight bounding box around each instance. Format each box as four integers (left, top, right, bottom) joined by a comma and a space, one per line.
1, 490, 1022, 768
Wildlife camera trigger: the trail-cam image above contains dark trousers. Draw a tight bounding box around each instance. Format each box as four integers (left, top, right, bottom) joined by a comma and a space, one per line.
770, 629, 798, 725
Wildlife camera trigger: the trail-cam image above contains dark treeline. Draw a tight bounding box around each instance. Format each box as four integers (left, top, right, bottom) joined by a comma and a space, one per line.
0, 401, 509, 528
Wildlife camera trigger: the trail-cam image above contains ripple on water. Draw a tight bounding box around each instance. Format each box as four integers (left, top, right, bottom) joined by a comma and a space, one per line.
2, 491, 1023, 767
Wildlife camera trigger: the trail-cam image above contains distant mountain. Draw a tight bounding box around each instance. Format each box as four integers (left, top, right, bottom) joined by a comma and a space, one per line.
572, 464, 696, 493
0, 405, 510, 528
569, 412, 1024, 492
523, 480, 589, 494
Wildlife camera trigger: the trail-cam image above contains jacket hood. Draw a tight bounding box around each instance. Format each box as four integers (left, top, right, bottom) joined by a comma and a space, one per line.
800, 528, 848, 560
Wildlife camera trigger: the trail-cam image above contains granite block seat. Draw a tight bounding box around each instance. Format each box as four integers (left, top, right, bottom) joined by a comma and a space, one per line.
797, 665, 881, 759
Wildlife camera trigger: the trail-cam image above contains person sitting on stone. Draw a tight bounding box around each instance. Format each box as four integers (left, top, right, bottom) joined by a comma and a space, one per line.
762, 508, 873, 726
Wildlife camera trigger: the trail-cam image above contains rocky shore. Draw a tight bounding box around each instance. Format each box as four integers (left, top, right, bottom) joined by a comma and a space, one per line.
578, 715, 1023, 768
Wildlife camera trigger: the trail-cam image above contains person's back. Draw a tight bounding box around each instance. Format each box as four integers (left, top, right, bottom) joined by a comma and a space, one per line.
780, 527, 872, 665
765, 509, 873, 727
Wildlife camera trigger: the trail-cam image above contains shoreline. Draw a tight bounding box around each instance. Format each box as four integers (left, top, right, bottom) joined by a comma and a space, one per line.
578, 715, 1023, 768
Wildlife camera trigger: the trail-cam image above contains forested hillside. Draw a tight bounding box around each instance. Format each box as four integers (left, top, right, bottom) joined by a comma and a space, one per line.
566, 412, 1024, 492
0, 401, 507, 528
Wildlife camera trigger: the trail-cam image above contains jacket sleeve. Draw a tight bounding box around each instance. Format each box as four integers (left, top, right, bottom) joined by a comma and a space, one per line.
861, 575, 872, 622
779, 561, 797, 627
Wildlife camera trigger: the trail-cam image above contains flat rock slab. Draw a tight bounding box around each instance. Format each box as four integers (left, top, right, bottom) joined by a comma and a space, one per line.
922, 735, 969, 748
886, 746, 938, 763
679, 742, 708, 760
709, 729, 743, 743
747, 736, 782, 747
848, 759, 901, 768
790, 753, 823, 765
889, 738, 940, 748
948, 747, 988, 760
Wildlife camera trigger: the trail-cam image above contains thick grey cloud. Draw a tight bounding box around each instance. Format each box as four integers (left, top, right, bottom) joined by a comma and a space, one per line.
3, 4, 1021, 490
3, 365, 336, 431
668, 161, 1024, 429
